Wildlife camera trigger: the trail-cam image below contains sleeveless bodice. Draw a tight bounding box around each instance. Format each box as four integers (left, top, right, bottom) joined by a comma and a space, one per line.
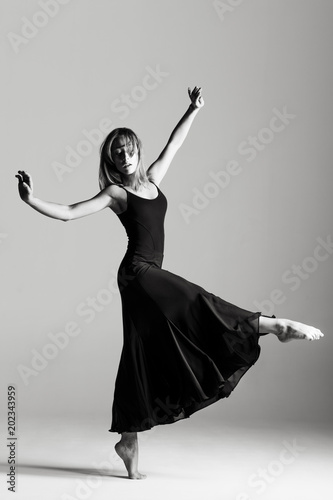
117, 185, 167, 268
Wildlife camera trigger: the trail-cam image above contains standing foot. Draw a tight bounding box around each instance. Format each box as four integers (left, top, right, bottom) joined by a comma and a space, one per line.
115, 432, 146, 480
275, 319, 324, 343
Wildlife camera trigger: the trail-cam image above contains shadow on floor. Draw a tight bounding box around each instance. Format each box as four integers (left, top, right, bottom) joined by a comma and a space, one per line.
0, 462, 128, 480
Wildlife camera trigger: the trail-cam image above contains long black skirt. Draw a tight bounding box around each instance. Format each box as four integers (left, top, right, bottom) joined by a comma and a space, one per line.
109, 259, 266, 434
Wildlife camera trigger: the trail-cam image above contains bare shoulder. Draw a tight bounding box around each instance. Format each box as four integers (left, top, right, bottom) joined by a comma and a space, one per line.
104, 184, 127, 214
104, 183, 126, 198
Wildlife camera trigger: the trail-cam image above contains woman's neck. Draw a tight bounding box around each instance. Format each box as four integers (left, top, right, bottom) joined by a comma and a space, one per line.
122, 175, 150, 191
122, 173, 137, 189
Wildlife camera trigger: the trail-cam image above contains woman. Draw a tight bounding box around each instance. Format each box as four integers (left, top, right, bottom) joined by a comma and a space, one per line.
16, 86, 323, 480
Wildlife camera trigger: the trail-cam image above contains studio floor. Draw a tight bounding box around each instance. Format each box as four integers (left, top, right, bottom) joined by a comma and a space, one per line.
1, 415, 332, 500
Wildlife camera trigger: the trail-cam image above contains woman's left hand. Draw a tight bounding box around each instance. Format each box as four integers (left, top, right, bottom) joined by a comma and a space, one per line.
188, 86, 204, 109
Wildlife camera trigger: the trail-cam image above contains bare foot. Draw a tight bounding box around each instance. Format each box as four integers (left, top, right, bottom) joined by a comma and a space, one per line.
115, 435, 146, 480
276, 319, 324, 343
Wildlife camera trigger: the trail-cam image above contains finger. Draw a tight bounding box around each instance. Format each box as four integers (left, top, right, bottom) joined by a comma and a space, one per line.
18, 170, 28, 182
22, 172, 32, 184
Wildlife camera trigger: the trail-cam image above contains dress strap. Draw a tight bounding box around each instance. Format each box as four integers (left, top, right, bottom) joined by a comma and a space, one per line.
117, 184, 130, 196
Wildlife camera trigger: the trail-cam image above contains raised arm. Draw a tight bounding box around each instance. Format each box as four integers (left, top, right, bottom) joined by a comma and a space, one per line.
147, 86, 204, 185
15, 170, 123, 221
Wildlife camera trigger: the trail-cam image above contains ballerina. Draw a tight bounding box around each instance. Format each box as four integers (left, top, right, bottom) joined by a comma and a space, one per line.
16, 86, 324, 480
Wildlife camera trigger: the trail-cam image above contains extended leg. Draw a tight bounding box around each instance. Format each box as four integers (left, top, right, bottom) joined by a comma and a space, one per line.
115, 431, 146, 480
259, 316, 324, 342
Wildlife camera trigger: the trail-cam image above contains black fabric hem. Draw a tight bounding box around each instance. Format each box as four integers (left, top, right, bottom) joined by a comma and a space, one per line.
108, 308, 275, 434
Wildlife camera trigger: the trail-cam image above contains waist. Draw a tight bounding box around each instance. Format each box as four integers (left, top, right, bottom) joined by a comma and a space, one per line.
117, 251, 163, 292
120, 250, 164, 268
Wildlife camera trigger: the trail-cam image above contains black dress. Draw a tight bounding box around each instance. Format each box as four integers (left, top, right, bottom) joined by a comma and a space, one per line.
109, 183, 267, 433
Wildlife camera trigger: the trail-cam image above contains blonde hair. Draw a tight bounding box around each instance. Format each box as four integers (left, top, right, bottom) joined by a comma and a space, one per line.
99, 128, 150, 190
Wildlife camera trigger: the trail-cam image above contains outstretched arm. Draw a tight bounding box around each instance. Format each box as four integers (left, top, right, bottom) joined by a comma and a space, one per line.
147, 86, 204, 185
15, 170, 120, 221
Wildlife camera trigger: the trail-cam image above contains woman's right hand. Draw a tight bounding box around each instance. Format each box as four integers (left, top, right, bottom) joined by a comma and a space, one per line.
15, 170, 33, 203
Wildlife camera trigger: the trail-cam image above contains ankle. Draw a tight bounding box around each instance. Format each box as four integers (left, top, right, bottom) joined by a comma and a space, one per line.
275, 319, 287, 337
120, 435, 138, 450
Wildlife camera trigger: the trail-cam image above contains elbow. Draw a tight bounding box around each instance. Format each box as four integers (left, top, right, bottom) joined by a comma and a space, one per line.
62, 206, 72, 222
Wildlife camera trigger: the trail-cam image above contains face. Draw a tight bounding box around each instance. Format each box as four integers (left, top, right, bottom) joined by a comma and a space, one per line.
111, 136, 139, 176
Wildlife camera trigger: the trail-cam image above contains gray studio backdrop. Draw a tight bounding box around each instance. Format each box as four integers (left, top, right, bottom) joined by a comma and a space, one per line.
1, 0, 332, 427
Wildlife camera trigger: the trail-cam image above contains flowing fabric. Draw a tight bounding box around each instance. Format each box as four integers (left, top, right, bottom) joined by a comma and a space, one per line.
109, 184, 267, 433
